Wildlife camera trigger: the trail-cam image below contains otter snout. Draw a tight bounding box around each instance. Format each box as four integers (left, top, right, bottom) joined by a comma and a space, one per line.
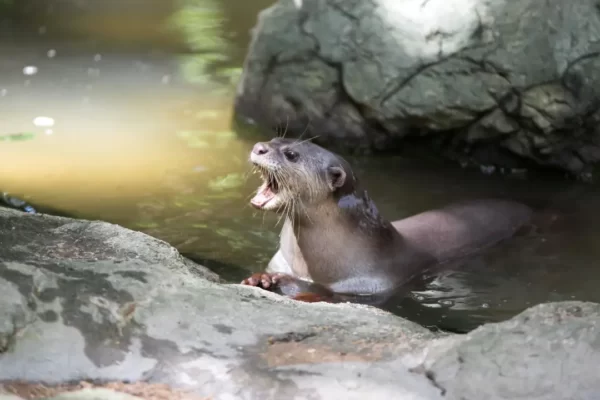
252, 142, 269, 156
250, 142, 274, 167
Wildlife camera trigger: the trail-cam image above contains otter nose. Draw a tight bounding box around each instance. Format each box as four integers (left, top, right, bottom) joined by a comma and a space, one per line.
252, 142, 269, 155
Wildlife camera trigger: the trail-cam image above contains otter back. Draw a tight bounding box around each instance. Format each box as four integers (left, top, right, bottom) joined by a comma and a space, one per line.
392, 199, 532, 263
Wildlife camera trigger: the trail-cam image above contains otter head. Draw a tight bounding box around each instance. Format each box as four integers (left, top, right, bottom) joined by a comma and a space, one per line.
249, 138, 355, 213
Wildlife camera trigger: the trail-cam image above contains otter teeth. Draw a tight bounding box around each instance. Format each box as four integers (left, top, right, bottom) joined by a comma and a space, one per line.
268, 175, 279, 193
250, 168, 281, 209
256, 166, 279, 193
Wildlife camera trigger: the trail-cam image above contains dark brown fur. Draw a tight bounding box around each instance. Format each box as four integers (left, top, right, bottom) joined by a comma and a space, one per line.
242, 138, 532, 300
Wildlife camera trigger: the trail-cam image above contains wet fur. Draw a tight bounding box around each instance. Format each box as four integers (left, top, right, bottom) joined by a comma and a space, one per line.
248, 138, 533, 296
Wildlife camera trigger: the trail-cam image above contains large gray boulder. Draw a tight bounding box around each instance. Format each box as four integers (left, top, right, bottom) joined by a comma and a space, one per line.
235, 0, 600, 176
1, 208, 599, 399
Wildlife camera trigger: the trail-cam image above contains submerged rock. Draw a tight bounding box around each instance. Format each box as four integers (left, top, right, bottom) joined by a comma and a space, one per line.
0, 208, 599, 399
0, 193, 36, 214
235, 0, 600, 175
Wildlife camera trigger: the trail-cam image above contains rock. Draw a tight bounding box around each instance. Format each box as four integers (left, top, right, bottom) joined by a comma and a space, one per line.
419, 302, 600, 399
0, 193, 36, 214
45, 388, 142, 400
1, 208, 599, 399
0, 395, 25, 400
235, 0, 600, 174
0, 381, 204, 400
0, 208, 439, 399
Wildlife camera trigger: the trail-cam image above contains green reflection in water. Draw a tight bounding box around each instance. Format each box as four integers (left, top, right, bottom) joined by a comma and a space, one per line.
0, 132, 37, 142
132, 0, 269, 270
208, 172, 245, 192
131, 119, 276, 270
176, 129, 237, 149
171, 0, 242, 87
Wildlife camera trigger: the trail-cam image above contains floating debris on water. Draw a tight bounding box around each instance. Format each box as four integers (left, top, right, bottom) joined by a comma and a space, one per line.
0, 132, 37, 142
1, 193, 37, 214
23, 65, 38, 75
33, 116, 55, 127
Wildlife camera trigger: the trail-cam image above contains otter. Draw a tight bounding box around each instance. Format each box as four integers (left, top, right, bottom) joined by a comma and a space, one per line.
241, 138, 532, 302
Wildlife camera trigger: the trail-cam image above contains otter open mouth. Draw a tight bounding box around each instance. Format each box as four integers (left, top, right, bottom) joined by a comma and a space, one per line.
251, 170, 280, 209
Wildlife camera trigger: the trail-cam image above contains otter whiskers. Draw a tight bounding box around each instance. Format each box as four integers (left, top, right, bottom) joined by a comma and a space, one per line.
289, 135, 320, 148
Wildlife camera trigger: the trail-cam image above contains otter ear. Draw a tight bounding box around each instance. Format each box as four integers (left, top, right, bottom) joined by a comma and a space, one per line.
326, 166, 346, 191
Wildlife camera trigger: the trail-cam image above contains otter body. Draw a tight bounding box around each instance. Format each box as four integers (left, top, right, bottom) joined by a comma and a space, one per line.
267, 198, 531, 295
243, 138, 532, 299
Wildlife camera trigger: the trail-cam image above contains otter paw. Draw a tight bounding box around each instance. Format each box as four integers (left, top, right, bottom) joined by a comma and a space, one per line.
241, 272, 285, 290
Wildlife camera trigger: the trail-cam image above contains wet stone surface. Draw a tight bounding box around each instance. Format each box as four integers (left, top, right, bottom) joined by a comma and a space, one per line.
0, 208, 599, 400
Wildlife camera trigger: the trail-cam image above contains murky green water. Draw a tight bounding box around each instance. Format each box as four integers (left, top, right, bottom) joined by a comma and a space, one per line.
2, 0, 600, 333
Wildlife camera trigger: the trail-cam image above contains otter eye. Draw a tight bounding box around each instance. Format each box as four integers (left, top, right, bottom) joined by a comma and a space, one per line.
283, 149, 299, 162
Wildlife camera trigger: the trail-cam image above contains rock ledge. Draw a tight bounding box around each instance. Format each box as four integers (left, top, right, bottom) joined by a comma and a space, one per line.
1, 208, 599, 399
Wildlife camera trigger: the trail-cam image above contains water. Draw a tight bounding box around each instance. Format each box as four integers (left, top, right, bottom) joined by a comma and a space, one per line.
2, 0, 600, 333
